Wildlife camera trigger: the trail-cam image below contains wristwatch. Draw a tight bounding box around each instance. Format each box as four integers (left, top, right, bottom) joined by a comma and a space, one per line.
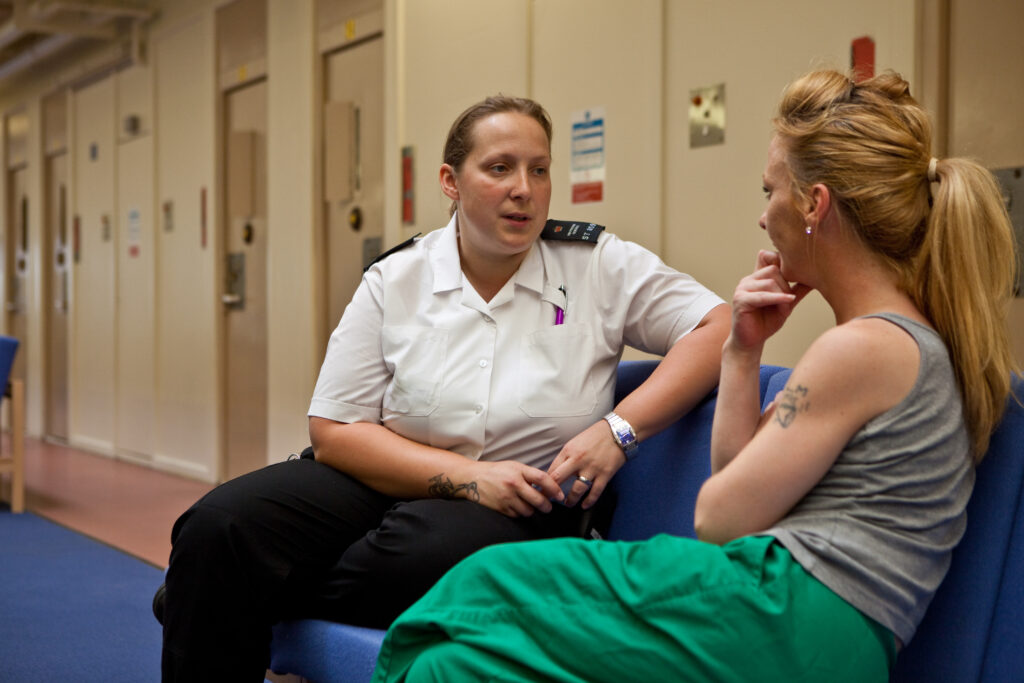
603, 411, 639, 459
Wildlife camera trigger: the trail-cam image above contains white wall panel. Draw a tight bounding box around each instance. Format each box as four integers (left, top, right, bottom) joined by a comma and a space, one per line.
154, 14, 219, 481
115, 64, 156, 460
70, 76, 116, 452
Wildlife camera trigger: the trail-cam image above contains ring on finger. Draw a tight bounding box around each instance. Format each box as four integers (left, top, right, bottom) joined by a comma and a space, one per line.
576, 474, 593, 487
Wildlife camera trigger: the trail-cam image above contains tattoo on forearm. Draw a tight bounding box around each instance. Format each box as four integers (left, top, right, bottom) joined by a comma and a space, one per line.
775, 383, 810, 428
428, 474, 480, 502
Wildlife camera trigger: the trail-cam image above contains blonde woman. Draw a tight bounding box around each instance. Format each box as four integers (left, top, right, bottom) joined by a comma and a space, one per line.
371, 71, 1019, 682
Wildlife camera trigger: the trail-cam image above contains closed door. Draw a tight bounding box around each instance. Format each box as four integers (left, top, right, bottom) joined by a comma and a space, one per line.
6, 165, 28, 383
71, 75, 117, 449
223, 78, 268, 480
45, 153, 70, 441
324, 35, 384, 331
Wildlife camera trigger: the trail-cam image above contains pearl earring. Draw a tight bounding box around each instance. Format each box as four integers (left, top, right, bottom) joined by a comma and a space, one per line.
805, 226, 813, 235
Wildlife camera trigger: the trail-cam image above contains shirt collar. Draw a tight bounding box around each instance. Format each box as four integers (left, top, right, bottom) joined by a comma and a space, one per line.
430, 214, 463, 293
513, 239, 544, 295
428, 214, 546, 297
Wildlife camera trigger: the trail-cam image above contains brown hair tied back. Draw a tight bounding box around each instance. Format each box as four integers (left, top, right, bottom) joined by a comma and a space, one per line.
442, 95, 553, 217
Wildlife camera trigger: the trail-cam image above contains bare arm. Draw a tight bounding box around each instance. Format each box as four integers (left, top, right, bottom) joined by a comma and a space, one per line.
619, 303, 732, 440
695, 319, 921, 545
310, 417, 564, 518
548, 303, 731, 508
710, 250, 811, 473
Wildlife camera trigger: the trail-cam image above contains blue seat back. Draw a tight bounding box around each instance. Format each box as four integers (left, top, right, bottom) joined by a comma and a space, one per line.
605, 361, 790, 541
891, 376, 1024, 681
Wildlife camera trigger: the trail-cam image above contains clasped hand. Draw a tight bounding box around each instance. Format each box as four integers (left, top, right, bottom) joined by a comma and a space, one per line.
468, 420, 625, 517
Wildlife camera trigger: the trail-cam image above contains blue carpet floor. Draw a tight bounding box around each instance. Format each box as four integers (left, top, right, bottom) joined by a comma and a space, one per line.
0, 508, 164, 681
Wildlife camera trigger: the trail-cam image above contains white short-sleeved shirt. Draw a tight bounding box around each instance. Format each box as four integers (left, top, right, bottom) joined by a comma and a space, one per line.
309, 215, 724, 469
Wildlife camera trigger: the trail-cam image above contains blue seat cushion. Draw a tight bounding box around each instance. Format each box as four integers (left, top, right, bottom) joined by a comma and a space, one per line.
271, 619, 385, 683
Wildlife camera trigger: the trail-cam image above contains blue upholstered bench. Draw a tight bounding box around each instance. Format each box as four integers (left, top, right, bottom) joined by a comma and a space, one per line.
270, 361, 1024, 682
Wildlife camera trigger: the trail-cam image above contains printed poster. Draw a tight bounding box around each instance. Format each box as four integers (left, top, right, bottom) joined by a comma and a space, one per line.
570, 106, 605, 204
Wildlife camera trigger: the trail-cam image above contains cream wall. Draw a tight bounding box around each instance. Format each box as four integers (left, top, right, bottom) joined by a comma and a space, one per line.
394, 0, 531, 244
266, 0, 319, 464
664, 0, 917, 367
0, 0, 325, 480
151, 12, 219, 480
534, 0, 664, 253
393, 0, 663, 252
6, 0, 1020, 483
391, 0, 917, 368
114, 64, 157, 460
69, 75, 117, 453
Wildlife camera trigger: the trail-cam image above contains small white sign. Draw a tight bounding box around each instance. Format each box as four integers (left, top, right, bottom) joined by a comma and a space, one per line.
570, 106, 606, 204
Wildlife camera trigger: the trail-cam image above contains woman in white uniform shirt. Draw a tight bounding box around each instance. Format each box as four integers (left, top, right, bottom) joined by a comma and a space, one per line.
159, 95, 729, 681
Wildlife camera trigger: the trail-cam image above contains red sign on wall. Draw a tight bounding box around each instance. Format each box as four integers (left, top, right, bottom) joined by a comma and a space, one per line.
852, 36, 875, 82
572, 181, 604, 204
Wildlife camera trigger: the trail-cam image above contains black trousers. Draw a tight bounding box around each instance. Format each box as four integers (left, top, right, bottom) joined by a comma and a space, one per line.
161, 454, 600, 682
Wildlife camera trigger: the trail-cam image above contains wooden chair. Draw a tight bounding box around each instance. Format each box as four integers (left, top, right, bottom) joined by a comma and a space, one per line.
0, 336, 24, 513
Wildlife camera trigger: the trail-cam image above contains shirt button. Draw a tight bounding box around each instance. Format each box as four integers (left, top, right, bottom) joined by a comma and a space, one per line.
483, 315, 494, 324
478, 359, 489, 368
474, 404, 484, 414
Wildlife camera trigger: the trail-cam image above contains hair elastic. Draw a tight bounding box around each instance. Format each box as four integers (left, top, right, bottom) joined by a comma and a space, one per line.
927, 157, 939, 182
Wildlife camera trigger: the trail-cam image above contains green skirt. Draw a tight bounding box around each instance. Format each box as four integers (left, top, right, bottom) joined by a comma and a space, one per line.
373, 534, 895, 682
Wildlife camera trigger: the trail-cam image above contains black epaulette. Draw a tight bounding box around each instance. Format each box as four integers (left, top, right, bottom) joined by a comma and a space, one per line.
540, 220, 605, 244
363, 233, 422, 272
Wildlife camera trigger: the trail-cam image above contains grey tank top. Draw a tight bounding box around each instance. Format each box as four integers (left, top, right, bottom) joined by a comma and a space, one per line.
764, 313, 974, 645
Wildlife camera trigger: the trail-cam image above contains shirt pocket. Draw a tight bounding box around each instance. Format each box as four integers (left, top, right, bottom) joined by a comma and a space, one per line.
519, 323, 597, 417
382, 325, 449, 416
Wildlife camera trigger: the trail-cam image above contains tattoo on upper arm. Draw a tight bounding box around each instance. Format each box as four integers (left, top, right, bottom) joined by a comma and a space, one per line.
428, 474, 480, 502
775, 383, 810, 428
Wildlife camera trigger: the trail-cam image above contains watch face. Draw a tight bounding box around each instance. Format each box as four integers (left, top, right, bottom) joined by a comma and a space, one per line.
606, 413, 638, 454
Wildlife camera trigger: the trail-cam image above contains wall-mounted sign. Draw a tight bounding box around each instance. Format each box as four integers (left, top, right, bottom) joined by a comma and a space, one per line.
570, 106, 605, 204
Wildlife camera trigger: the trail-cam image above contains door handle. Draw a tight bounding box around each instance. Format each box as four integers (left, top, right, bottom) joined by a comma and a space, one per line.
223, 252, 246, 309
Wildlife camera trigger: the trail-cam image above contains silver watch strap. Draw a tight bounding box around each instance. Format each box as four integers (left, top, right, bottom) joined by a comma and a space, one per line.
603, 411, 639, 459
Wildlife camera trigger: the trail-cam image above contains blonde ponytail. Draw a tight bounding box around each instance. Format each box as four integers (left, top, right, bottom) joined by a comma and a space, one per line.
915, 158, 1018, 458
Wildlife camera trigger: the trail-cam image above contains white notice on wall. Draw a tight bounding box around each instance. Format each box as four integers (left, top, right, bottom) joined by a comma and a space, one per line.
127, 208, 141, 258
570, 106, 606, 204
